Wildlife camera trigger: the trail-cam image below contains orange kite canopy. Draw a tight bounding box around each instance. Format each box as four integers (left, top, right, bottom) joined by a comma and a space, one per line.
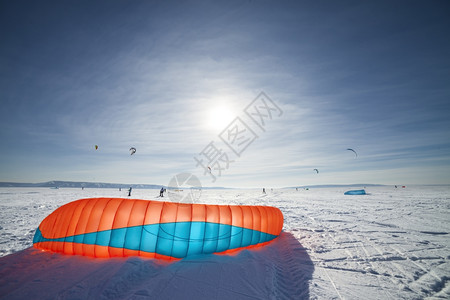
33, 198, 284, 260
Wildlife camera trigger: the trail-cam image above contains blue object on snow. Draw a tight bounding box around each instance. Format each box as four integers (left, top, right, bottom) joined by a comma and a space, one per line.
344, 189, 366, 195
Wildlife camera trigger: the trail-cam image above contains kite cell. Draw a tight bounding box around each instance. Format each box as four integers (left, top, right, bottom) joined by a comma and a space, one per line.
33, 198, 284, 260
129, 147, 136, 155
313, 169, 319, 174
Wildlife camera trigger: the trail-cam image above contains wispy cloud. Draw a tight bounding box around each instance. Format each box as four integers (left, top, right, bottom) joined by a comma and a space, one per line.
1, 1, 449, 186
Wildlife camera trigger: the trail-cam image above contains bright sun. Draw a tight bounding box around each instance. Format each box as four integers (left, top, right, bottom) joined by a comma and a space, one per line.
206, 105, 235, 132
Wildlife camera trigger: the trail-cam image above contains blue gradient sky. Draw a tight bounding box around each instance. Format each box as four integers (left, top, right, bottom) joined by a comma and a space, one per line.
1, 0, 449, 187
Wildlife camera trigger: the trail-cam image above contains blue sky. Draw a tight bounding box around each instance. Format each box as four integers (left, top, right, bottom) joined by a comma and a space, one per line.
1, 0, 449, 188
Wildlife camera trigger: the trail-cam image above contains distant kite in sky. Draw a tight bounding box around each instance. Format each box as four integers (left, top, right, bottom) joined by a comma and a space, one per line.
95, 145, 98, 150
129, 147, 136, 155
347, 148, 357, 158
313, 169, 319, 174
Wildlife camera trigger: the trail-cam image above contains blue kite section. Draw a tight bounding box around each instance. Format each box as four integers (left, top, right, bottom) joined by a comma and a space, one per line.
33, 221, 278, 258
344, 189, 366, 195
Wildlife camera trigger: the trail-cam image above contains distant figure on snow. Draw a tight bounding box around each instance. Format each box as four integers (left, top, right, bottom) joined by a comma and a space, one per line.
128, 187, 132, 197
160, 187, 165, 197
262, 188, 266, 194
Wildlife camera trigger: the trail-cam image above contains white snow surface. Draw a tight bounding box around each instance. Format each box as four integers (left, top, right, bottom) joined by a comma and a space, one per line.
0, 186, 449, 299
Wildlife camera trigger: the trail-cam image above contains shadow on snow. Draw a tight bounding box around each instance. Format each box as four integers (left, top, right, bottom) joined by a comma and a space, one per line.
0, 231, 313, 300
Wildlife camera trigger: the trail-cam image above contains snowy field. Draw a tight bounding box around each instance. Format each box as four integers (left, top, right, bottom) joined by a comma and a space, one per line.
0, 186, 449, 299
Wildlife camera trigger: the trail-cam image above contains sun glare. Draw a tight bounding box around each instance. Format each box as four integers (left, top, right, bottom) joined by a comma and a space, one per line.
206, 105, 235, 132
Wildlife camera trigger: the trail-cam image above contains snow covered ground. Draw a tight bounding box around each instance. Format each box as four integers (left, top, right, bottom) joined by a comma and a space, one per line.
0, 186, 449, 299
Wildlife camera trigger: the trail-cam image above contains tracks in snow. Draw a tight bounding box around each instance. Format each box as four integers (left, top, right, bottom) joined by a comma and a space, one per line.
293, 206, 449, 299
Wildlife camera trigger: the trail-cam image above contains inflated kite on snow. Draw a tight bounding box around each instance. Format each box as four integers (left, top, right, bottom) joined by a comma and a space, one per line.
33, 198, 283, 260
